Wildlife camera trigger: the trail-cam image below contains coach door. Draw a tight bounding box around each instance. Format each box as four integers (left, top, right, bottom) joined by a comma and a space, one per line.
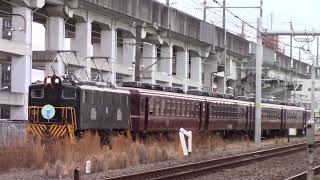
199, 101, 206, 131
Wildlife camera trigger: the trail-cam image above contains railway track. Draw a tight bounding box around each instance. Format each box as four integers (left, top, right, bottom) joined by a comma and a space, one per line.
286, 166, 320, 180
104, 141, 320, 180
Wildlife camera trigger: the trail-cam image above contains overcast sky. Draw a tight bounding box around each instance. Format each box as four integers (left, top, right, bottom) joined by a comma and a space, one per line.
155, 0, 320, 62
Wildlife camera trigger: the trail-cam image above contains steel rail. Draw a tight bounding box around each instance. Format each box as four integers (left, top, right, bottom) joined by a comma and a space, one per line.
104, 141, 320, 180
285, 166, 320, 180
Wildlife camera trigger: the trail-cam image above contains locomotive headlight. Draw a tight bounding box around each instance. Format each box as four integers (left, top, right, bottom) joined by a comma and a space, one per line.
45, 78, 51, 84
51, 75, 61, 86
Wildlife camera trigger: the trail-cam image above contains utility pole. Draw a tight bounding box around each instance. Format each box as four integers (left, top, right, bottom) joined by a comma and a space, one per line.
203, 0, 207, 22
241, 21, 245, 38
223, 0, 227, 93
135, 27, 142, 82
255, 0, 263, 146
317, 37, 319, 66
289, 21, 293, 103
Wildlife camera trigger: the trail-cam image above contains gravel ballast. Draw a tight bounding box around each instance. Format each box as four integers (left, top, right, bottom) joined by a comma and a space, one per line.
193, 149, 320, 180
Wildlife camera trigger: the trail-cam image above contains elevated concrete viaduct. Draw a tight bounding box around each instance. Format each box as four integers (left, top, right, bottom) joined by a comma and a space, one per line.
0, 0, 310, 120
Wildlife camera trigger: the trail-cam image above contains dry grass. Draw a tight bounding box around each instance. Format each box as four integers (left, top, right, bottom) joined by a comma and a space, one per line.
0, 132, 255, 177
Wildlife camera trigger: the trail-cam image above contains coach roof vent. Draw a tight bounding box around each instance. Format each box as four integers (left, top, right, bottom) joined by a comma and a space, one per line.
140, 82, 153, 90
122, 81, 140, 88
214, 93, 225, 98
187, 90, 202, 96
164, 86, 174, 92
153, 84, 165, 91
173, 87, 184, 94
236, 96, 249, 101
201, 91, 210, 96
225, 94, 234, 99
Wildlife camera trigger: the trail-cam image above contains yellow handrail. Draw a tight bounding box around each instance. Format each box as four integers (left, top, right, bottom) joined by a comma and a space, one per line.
28, 106, 77, 129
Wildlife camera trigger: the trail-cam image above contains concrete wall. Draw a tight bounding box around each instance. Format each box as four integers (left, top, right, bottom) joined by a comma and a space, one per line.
0, 121, 26, 146
83, 0, 250, 57
293, 79, 320, 109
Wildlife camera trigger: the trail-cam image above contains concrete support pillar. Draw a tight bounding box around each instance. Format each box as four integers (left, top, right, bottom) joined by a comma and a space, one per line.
142, 43, 156, 84
11, 7, 32, 120
45, 16, 65, 76
123, 38, 136, 81
92, 43, 101, 57
100, 28, 117, 85
74, 21, 92, 80
191, 56, 202, 90
160, 45, 173, 86
217, 77, 225, 93
176, 50, 188, 92
0, 18, 2, 39
0, 64, 2, 89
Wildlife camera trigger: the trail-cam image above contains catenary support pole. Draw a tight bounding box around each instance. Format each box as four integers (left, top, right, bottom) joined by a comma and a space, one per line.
223, 0, 227, 93
135, 27, 142, 82
203, 0, 207, 22
255, 0, 263, 146
307, 54, 315, 180
255, 16, 262, 146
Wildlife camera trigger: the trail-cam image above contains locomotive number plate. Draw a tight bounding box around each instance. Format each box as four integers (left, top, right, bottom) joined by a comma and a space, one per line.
41, 104, 56, 120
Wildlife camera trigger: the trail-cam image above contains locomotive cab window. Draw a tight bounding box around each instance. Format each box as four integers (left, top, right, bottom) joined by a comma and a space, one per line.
31, 89, 44, 99
62, 89, 77, 99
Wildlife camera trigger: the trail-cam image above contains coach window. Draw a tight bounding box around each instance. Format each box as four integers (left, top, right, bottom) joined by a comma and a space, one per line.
209, 105, 212, 118
212, 103, 216, 118
216, 103, 220, 118
169, 99, 173, 116
182, 101, 186, 117
190, 102, 194, 118
149, 98, 154, 115
218, 103, 221, 118
180, 100, 184, 116
176, 100, 181, 116
171, 100, 175, 116
161, 99, 165, 116
185, 101, 189, 117
194, 103, 198, 118
165, 100, 170, 116
221, 104, 225, 118
227, 104, 230, 119
31, 89, 44, 99
231, 104, 235, 119
140, 98, 145, 113
210, 104, 213, 118
225, 104, 228, 119
155, 99, 160, 116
